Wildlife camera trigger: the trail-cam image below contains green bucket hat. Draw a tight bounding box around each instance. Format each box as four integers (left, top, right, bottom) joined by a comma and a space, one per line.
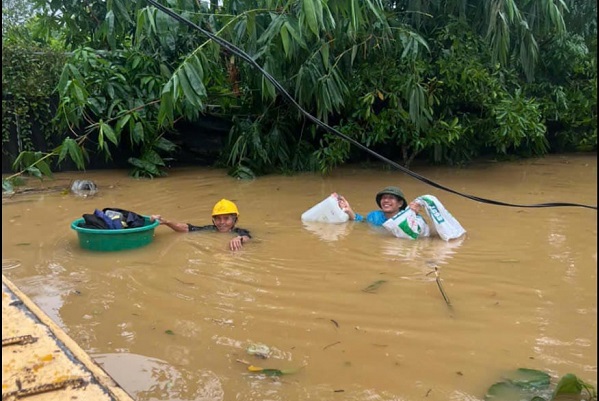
375, 186, 407, 209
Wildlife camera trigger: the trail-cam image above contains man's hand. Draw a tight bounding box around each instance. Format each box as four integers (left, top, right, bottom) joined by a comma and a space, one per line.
333, 193, 356, 220
150, 215, 166, 225
408, 201, 422, 214
229, 235, 246, 251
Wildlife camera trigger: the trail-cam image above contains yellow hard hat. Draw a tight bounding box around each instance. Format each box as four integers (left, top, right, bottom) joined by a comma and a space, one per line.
212, 199, 239, 217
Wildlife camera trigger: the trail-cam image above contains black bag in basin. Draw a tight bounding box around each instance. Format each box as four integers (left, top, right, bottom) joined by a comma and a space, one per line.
102, 208, 146, 228
102, 207, 146, 228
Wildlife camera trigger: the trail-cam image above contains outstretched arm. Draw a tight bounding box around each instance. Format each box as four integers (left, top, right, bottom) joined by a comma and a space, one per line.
150, 215, 190, 232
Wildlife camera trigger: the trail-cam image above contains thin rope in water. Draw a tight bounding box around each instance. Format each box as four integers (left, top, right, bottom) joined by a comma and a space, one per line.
145, 0, 597, 211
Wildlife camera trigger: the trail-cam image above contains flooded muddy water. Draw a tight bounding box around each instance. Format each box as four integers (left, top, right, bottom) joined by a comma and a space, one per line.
2, 154, 597, 401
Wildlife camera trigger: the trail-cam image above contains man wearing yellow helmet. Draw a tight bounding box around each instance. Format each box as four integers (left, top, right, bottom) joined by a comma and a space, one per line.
150, 199, 251, 251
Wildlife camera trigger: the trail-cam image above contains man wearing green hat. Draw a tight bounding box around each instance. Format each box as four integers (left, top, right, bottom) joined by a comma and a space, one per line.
336, 186, 422, 226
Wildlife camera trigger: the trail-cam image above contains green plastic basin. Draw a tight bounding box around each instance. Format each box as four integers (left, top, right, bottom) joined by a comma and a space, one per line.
71, 216, 159, 252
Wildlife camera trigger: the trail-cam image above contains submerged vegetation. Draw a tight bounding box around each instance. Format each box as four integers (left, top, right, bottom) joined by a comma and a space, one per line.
1, 0, 597, 189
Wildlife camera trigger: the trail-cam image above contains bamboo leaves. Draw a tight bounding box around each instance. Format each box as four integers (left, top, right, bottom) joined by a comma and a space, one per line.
280, 23, 291, 57
11, 151, 54, 180
57, 138, 88, 170
301, 0, 320, 37
261, 60, 277, 101
282, 20, 307, 51
483, 0, 567, 80
349, 0, 360, 36
135, 6, 158, 43
408, 83, 432, 131
97, 121, 118, 156
159, 53, 207, 125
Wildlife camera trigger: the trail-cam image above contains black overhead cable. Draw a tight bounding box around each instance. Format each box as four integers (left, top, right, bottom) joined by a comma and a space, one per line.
145, 0, 597, 211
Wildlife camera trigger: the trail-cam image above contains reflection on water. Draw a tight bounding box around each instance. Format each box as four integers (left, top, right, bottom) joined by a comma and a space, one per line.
95, 353, 225, 401
2, 155, 597, 401
302, 221, 354, 242
380, 234, 465, 265
2, 258, 22, 270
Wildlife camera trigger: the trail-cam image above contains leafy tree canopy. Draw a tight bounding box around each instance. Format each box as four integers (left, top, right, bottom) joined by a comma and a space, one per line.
2, 0, 596, 183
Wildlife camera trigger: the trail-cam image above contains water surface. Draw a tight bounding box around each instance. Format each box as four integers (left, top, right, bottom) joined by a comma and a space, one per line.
2, 154, 597, 401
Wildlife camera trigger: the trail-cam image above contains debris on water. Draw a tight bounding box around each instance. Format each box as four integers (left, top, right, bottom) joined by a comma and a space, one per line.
247, 365, 284, 375
70, 180, 98, 197
430, 267, 451, 307
323, 341, 340, 350
246, 343, 271, 359
211, 318, 234, 326
362, 280, 387, 293
248, 365, 306, 376
237, 359, 306, 376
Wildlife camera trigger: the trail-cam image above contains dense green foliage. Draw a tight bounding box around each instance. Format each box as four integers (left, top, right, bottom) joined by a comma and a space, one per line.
2, 41, 65, 178
1, 0, 597, 181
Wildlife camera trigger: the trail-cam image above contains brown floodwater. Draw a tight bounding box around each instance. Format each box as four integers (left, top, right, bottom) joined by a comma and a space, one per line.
2, 154, 597, 401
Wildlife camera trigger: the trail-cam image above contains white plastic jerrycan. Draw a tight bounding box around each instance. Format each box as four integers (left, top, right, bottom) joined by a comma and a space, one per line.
301, 195, 349, 224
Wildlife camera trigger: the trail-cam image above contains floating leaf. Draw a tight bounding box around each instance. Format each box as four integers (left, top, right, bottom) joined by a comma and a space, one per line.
485, 368, 552, 401
553, 373, 583, 397
256, 368, 285, 376
507, 368, 551, 389
165, 330, 174, 335
362, 280, 387, 293
247, 364, 305, 376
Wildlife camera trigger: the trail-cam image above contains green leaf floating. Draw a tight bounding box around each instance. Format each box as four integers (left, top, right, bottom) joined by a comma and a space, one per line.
485, 368, 551, 401
507, 368, 551, 389
552, 373, 588, 399
484, 369, 597, 401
